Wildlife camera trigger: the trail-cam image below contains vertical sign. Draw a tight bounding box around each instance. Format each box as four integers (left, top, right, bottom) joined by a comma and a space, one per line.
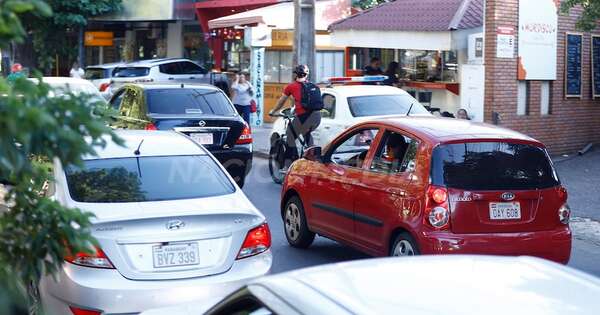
592, 35, 600, 98
518, 0, 558, 80
497, 27, 515, 58
251, 47, 266, 127
565, 33, 583, 98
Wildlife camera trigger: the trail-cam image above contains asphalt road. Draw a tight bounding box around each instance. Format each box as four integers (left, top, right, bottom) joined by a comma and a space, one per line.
243, 157, 600, 277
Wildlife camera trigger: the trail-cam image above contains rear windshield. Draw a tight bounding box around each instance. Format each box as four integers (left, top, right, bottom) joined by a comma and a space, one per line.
65, 155, 235, 203
84, 68, 109, 80
347, 94, 429, 117
431, 142, 559, 190
113, 67, 150, 78
146, 88, 235, 115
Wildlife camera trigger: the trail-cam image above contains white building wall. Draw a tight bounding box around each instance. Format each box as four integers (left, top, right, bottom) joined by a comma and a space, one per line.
167, 21, 183, 58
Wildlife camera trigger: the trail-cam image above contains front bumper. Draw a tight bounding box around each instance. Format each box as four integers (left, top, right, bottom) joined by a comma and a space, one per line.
40, 250, 272, 315
419, 226, 572, 264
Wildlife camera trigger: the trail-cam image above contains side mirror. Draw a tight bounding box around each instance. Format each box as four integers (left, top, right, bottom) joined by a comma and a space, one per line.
303, 146, 322, 162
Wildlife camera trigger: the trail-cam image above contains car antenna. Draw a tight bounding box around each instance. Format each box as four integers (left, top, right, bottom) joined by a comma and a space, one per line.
134, 139, 144, 155
406, 102, 415, 117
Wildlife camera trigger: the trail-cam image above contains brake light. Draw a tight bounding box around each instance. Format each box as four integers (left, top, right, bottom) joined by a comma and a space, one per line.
558, 203, 571, 224
69, 306, 102, 315
237, 223, 271, 259
145, 122, 158, 130
424, 185, 450, 229
99, 83, 110, 92
65, 246, 115, 269
236, 123, 252, 145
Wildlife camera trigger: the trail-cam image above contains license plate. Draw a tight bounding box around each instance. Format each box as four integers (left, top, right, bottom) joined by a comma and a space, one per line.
190, 133, 213, 145
152, 243, 200, 268
489, 202, 521, 220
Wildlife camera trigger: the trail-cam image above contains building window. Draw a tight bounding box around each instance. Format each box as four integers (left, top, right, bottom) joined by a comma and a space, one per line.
265, 50, 293, 83
517, 81, 530, 115
540, 81, 550, 115
315, 51, 344, 83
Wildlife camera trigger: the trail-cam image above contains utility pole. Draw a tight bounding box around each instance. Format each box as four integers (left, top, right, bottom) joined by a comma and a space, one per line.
293, 0, 316, 81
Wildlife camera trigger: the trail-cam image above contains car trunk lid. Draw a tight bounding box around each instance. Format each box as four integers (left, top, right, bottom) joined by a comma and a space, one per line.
150, 115, 244, 150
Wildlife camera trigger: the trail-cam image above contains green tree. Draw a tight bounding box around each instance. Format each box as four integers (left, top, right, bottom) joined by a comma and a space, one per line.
0, 1, 121, 314
23, 0, 122, 72
352, 0, 391, 10
562, 0, 600, 31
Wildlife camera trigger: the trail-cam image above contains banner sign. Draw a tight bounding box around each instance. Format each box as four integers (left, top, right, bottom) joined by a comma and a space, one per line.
517, 0, 558, 80
592, 35, 600, 98
565, 33, 583, 98
497, 27, 515, 59
251, 47, 266, 127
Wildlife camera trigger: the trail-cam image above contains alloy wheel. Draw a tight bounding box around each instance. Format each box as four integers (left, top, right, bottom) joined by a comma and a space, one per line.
285, 203, 301, 242
392, 240, 415, 256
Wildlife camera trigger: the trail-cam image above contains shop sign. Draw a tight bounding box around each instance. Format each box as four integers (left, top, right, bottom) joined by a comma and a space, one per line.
251, 47, 266, 127
496, 27, 515, 59
84, 31, 114, 47
592, 35, 600, 98
517, 0, 558, 80
271, 30, 293, 47
565, 33, 583, 98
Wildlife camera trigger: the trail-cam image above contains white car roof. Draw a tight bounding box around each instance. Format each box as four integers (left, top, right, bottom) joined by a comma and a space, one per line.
322, 85, 411, 97
86, 62, 124, 69
119, 58, 196, 68
262, 255, 600, 315
85, 131, 206, 160
32, 77, 94, 85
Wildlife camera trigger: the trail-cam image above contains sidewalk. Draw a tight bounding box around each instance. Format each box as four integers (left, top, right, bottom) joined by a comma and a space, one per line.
252, 123, 273, 159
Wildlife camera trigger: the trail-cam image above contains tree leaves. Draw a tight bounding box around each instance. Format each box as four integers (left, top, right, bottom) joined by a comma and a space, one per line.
562, 0, 600, 31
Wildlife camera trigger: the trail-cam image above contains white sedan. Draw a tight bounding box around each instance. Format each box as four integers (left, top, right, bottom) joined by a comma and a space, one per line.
142, 255, 600, 315
270, 84, 431, 148
40, 130, 272, 315
30, 76, 106, 104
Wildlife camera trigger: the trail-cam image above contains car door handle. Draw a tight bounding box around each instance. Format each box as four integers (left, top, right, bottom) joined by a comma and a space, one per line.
168, 77, 175, 80
323, 126, 331, 130
189, 77, 195, 79
330, 166, 345, 176
386, 187, 406, 196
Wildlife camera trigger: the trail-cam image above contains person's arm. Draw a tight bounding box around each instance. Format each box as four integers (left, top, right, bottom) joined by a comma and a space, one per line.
270, 94, 289, 115
231, 74, 240, 88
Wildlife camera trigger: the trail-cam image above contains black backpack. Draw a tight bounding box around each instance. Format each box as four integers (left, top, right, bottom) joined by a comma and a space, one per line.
300, 82, 323, 111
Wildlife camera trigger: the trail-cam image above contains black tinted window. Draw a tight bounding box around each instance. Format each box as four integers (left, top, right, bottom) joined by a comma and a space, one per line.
348, 94, 429, 117
114, 67, 150, 77
431, 142, 559, 190
146, 89, 235, 115
180, 62, 206, 74
66, 156, 234, 203
159, 62, 182, 75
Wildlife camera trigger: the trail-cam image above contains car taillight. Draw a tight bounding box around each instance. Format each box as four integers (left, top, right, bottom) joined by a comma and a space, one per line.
425, 185, 450, 229
558, 203, 571, 224
237, 223, 271, 259
69, 306, 102, 315
99, 83, 110, 92
65, 246, 115, 269
236, 123, 252, 144
145, 122, 158, 130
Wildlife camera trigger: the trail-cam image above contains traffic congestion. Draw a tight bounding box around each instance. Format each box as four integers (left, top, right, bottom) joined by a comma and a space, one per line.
14, 58, 594, 314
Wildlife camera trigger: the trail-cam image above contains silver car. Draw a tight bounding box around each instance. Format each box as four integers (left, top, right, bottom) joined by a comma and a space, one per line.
39, 130, 272, 314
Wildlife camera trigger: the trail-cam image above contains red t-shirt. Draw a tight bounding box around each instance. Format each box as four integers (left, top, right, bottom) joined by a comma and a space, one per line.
283, 82, 306, 115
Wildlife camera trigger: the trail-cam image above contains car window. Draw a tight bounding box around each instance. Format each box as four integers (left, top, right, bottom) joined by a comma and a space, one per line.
370, 131, 419, 174
110, 90, 125, 109
159, 62, 182, 75
146, 88, 235, 116
347, 94, 429, 117
207, 294, 273, 315
322, 94, 336, 118
180, 61, 206, 75
84, 68, 107, 80
330, 128, 379, 168
65, 155, 235, 203
431, 142, 560, 190
113, 67, 150, 78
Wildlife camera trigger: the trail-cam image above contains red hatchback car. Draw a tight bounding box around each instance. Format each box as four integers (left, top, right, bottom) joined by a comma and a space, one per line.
280, 117, 571, 264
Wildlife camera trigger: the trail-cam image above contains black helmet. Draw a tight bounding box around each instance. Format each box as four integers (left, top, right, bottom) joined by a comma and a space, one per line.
293, 64, 309, 77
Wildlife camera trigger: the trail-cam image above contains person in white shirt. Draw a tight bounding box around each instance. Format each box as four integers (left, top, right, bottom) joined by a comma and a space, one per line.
69, 61, 85, 79
231, 73, 254, 124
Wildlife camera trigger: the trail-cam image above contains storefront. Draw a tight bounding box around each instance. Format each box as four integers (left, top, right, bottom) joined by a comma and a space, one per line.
330, 0, 484, 120
207, 0, 350, 125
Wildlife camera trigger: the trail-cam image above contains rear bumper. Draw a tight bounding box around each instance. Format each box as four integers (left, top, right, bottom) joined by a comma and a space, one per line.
211, 145, 253, 175
419, 226, 572, 264
40, 250, 272, 314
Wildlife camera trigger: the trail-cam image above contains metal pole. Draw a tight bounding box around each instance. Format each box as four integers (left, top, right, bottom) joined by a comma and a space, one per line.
293, 0, 316, 81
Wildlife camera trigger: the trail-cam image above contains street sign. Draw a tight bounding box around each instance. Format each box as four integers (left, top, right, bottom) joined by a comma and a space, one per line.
84, 31, 114, 47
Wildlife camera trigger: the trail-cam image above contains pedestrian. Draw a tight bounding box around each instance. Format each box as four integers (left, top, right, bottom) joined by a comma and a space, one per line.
231, 72, 254, 125
69, 61, 84, 79
457, 108, 470, 120
363, 57, 383, 76
269, 64, 322, 168
7, 63, 25, 83
383, 61, 400, 86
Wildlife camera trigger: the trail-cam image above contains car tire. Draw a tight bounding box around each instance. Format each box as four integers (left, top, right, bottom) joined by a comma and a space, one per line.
390, 232, 420, 257
269, 139, 286, 184
283, 196, 315, 248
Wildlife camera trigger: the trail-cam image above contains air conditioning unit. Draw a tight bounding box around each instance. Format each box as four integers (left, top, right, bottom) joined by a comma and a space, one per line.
468, 33, 484, 64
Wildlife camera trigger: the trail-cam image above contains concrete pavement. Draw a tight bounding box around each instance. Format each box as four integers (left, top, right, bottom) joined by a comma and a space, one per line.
251, 123, 272, 159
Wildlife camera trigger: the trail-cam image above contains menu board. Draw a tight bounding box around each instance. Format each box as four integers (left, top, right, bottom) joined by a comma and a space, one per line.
565, 33, 583, 98
592, 35, 600, 98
